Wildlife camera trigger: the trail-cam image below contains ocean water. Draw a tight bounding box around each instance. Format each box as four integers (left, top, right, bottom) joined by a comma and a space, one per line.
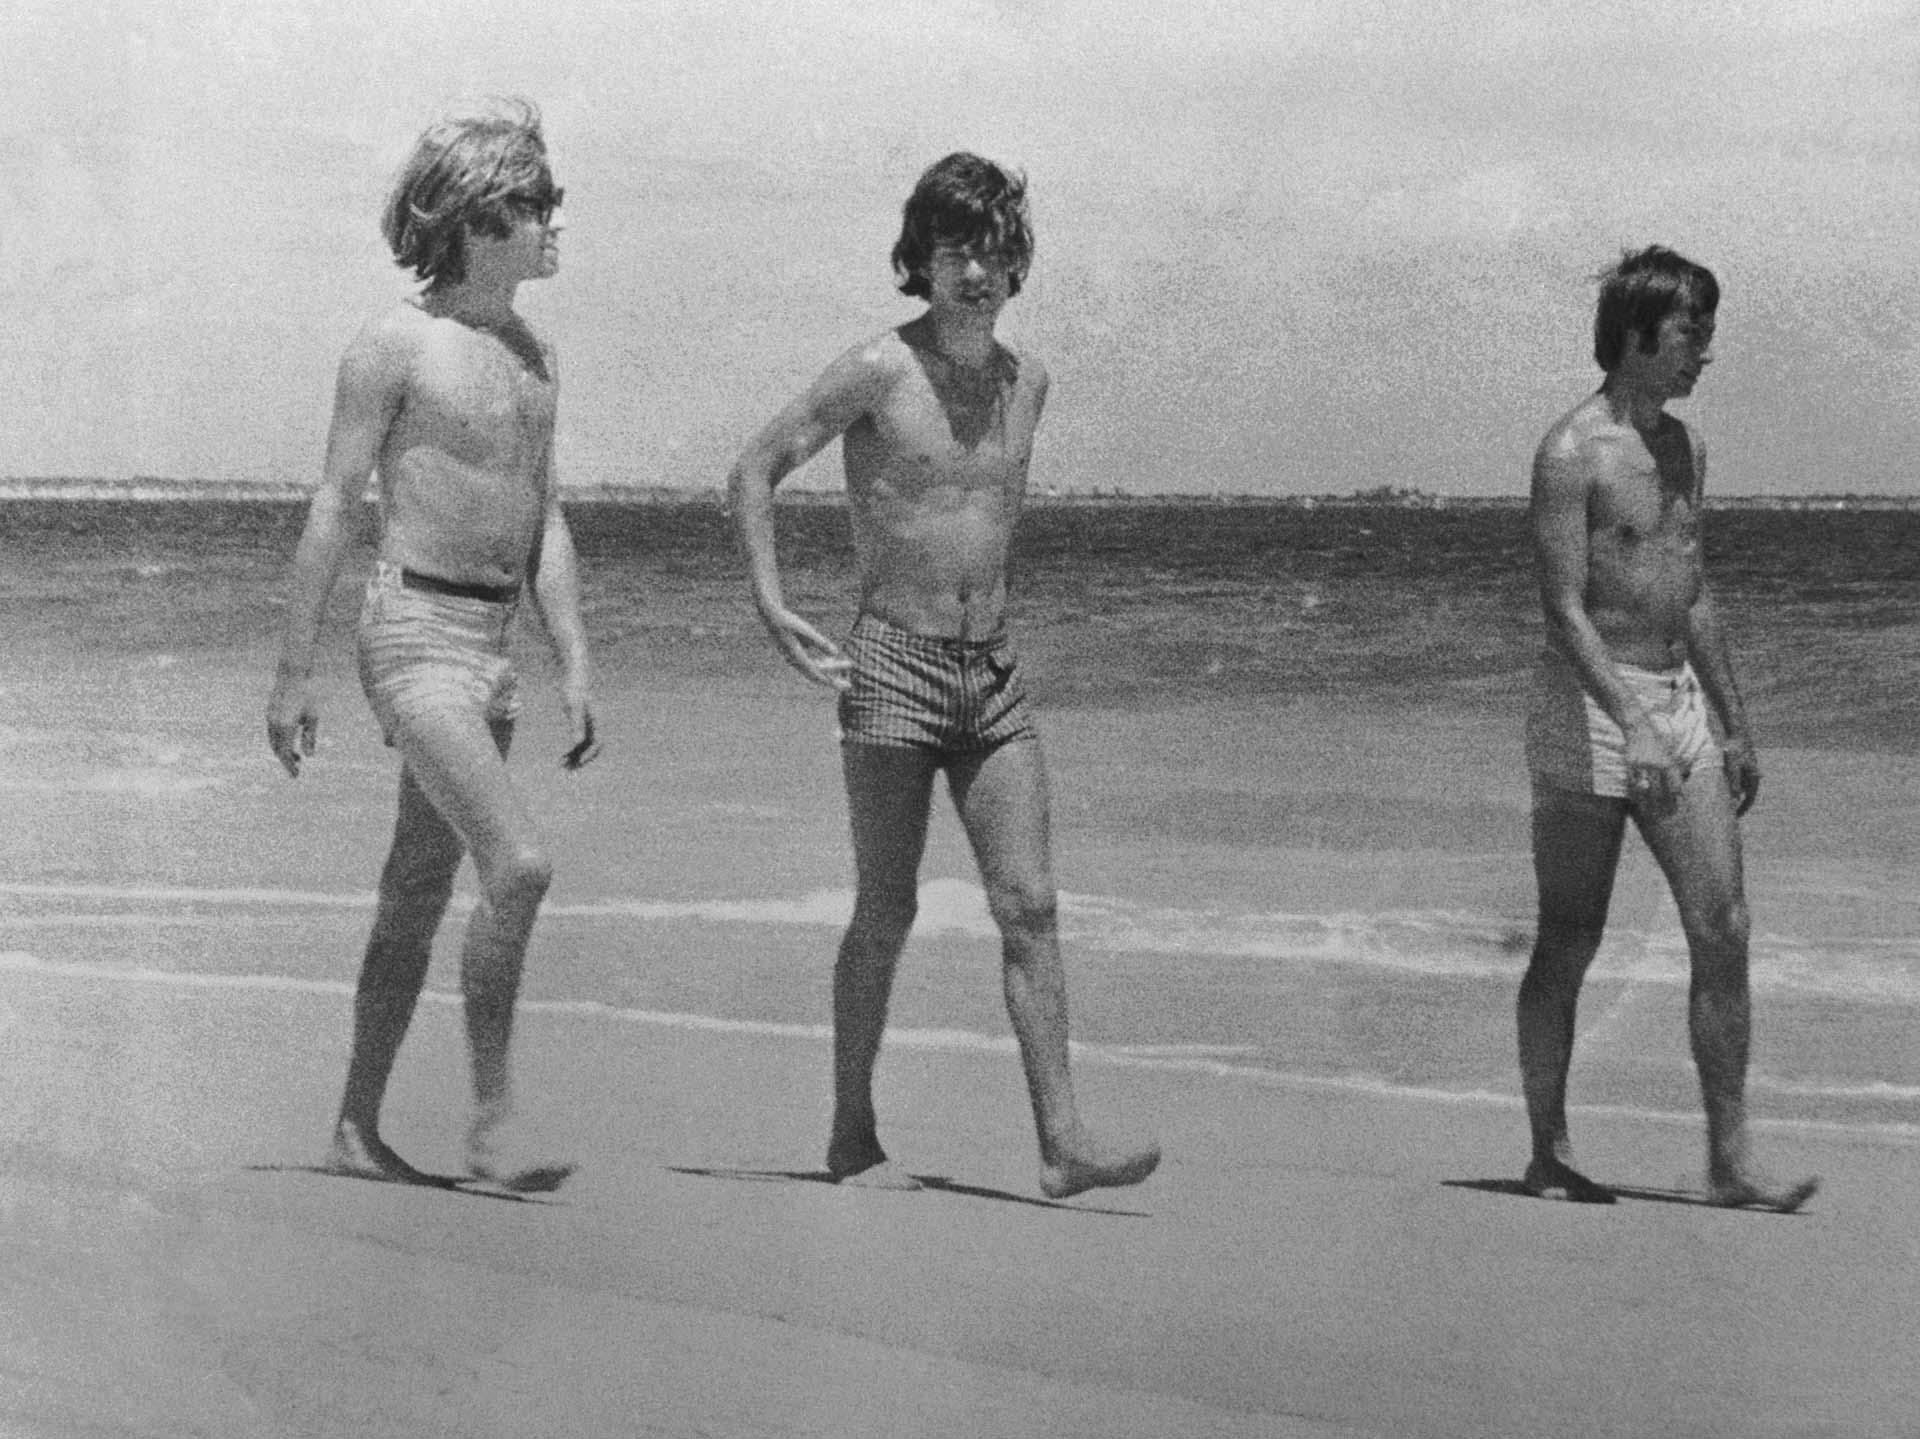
2, 497, 1918, 1148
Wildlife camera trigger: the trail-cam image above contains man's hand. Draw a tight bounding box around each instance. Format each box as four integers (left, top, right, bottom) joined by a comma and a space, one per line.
759, 606, 852, 692
560, 670, 600, 770
1721, 734, 1761, 816
562, 709, 600, 770
267, 680, 319, 778
1623, 720, 1683, 816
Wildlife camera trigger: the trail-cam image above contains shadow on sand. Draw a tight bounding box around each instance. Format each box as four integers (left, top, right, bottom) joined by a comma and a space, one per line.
668, 1164, 1151, 1218
1442, 1177, 1815, 1214
243, 1161, 550, 1205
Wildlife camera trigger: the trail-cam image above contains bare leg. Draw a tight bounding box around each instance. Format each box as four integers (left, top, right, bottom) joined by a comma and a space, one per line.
1517, 784, 1626, 1203
1636, 767, 1818, 1212
327, 766, 466, 1186
828, 743, 938, 1189
390, 712, 572, 1193
948, 741, 1159, 1199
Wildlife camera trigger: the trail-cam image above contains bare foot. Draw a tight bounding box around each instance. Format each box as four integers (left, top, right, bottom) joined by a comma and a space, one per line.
827, 1134, 923, 1191
466, 1116, 577, 1195
1040, 1137, 1161, 1200
324, 1119, 459, 1188
1707, 1172, 1820, 1213
1522, 1154, 1616, 1204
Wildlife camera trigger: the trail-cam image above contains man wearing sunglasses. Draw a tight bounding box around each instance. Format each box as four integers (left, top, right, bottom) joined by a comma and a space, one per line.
268, 97, 596, 1193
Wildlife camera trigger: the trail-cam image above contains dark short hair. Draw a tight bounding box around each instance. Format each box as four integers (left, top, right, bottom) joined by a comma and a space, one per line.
890, 152, 1034, 300
381, 96, 555, 286
1593, 245, 1719, 371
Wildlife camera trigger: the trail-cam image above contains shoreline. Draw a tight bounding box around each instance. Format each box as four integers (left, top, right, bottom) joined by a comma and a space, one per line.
4, 478, 1919, 510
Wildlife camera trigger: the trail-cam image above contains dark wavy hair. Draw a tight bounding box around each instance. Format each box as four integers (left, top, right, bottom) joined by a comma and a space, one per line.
380, 97, 555, 287
1593, 245, 1718, 371
890, 152, 1034, 300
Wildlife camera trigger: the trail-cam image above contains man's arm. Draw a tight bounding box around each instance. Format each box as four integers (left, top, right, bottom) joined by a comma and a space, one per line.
529, 471, 599, 770
726, 340, 891, 690
265, 322, 405, 777
1679, 436, 1760, 814
1532, 432, 1685, 808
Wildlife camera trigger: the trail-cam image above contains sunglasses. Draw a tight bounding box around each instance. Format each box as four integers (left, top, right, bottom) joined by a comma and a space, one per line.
504, 184, 565, 224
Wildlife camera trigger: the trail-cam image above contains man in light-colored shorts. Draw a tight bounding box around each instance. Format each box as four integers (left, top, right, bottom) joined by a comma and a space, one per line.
358, 561, 523, 746
1516, 244, 1815, 1211
267, 99, 597, 1193
1526, 646, 1717, 799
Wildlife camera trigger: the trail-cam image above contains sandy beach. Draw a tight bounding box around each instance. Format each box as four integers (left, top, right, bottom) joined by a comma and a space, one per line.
4, 622, 1918, 1439
4, 954, 1916, 1439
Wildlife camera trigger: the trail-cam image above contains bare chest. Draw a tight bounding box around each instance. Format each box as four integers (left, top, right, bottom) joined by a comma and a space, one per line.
859, 370, 1037, 492
403, 330, 556, 462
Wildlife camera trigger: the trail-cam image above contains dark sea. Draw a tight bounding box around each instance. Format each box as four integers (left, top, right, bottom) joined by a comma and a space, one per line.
6, 496, 1918, 746
4, 497, 1918, 1147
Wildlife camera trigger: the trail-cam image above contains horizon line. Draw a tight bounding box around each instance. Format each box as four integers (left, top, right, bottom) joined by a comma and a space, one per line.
3, 477, 1918, 510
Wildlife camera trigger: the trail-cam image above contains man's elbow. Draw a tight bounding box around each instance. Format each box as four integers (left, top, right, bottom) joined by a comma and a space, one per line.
727, 452, 784, 514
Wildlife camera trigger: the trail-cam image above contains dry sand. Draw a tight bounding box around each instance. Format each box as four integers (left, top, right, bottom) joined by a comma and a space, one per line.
3, 954, 1915, 1439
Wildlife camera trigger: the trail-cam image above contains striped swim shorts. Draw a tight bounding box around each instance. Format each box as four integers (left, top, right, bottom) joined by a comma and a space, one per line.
836, 611, 1038, 755
1524, 647, 1718, 798
357, 560, 521, 749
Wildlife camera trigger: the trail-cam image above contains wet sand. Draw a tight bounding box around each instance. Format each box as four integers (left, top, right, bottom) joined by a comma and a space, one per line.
4, 639, 1918, 1436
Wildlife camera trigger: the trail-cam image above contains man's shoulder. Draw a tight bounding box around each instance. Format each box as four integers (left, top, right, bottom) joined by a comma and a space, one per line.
1536, 395, 1626, 470
813, 327, 918, 399
1007, 342, 1048, 393
331, 303, 433, 396
343, 301, 433, 365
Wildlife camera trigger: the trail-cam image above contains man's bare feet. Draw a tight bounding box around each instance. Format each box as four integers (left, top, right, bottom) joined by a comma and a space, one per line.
1521, 1154, 1617, 1204
466, 1115, 577, 1195
827, 1133, 923, 1190
1039, 1136, 1161, 1200
1707, 1171, 1820, 1213
325, 1118, 459, 1188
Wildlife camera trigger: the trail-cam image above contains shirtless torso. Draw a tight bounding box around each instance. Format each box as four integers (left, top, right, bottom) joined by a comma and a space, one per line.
1537, 396, 1705, 672
359, 299, 557, 589
841, 315, 1047, 639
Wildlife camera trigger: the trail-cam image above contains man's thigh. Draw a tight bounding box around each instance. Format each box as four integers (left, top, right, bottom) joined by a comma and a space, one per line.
1632, 763, 1747, 939
1532, 782, 1629, 930
388, 708, 534, 876
840, 742, 941, 894
946, 739, 1054, 900
388, 715, 516, 860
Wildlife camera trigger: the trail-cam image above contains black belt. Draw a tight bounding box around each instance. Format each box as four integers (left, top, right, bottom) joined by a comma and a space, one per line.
400, 567, 520, 604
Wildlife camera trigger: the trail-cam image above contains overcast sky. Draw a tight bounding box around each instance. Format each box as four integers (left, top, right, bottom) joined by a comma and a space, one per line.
3, 0, 1915, 496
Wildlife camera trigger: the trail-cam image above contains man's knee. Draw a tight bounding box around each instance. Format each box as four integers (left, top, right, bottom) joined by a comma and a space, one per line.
1531, 916, 1608, 960
985, 879, 1057, 943
1686, 893, 1750, 964
1521, 920, 1606, 993
378, 845, 462, 909
485, 844, 553, 911
850, 883, 917, 943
